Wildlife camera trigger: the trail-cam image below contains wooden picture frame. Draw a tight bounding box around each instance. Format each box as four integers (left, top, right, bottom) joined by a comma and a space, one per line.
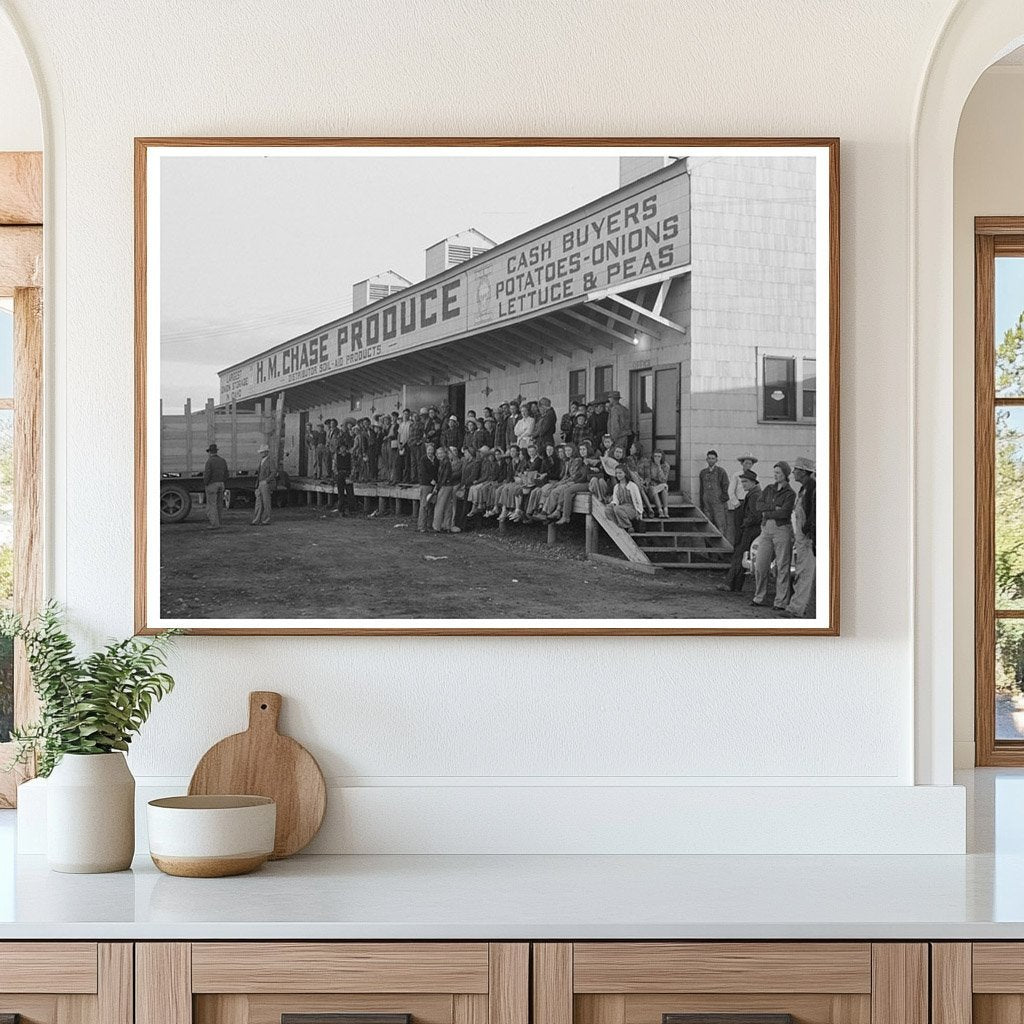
135, 137, 839, 636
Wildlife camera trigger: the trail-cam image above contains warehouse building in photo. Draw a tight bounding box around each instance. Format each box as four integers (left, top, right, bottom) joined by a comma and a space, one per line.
213, 155, 818, 502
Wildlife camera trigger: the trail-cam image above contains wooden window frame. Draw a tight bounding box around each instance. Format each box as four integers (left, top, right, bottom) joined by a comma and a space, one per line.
756, 348, 817, 425
594, 364, 613, 401
975, 217, 1024, 765
802, 355, 817, 419
0, 151, 44, 807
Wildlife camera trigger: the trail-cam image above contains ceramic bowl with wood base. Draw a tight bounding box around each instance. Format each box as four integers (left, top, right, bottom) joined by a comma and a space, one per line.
147, 795, 276, 877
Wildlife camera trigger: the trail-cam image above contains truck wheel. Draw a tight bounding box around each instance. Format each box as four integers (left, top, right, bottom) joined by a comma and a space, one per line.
160, 483, 192, 524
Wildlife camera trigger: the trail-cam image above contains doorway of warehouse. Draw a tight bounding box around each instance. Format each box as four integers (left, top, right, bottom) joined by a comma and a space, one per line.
630, 363, 681, 490
447, 381, 466, 423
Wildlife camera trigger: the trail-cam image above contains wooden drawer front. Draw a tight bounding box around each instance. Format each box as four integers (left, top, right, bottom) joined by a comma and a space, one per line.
191, 943, 491, 994
0, 943, 98, 994
973, 944, 1024, 993
142, 943, 527, 1024
572, 944, 873, 995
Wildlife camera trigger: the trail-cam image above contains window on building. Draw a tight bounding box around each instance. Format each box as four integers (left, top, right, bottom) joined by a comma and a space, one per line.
594, 365, 613, 400
976, 223, 1024, 765
350, 396, 362, 413
762, 356, 796, 421
569, 369, 587, 405
803, 358, 817, 419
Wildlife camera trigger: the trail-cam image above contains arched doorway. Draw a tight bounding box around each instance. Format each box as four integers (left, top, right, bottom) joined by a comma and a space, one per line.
914, 2, 1024, 784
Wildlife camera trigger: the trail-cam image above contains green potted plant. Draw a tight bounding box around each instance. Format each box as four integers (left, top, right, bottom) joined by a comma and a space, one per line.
2, 603, 178, 873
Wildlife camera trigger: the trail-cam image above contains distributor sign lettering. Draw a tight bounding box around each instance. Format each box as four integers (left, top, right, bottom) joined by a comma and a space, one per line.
218, 167, 690, 404
468, 172, 690, 329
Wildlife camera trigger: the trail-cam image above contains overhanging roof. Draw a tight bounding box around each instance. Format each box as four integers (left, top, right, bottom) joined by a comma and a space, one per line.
237, 268, 690, 410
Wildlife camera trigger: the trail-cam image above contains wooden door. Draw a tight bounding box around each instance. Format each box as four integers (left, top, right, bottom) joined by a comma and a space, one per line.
935, 943, 1024, 1024
0, 942, 131, 1024
629, 368, 654, 455
533, 943, 926, 1024
654, 363, 681, 489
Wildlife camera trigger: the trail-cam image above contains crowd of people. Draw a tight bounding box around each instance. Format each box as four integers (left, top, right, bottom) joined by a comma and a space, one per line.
302, 392, 672, 535
201, 393, 817, 619
700, 450, 817, 619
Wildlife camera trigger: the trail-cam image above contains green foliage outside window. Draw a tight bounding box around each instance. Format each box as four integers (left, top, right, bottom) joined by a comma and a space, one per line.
996, 312, 1024, 615
996, 312, 1024, 695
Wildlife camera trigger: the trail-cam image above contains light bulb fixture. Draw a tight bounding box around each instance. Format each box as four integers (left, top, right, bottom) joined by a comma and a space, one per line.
631, 333, 640, 346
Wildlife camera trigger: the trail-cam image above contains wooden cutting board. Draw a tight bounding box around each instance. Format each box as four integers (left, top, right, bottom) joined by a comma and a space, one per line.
188, 691, 326, 859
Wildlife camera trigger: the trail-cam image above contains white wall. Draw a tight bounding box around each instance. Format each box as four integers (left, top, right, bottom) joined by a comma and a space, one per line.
952, 66, 1024, 767
0, 0, 972, 852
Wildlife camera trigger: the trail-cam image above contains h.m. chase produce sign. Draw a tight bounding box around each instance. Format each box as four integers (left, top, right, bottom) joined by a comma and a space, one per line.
218, 165, 691, 404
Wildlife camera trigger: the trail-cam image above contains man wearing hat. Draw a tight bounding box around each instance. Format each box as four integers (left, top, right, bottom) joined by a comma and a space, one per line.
728, 455, 759, 542
202, 443, 229, 529
718, 468, 762, 593
784, 456, 817, 618
251, 443, 275, 526
530, 396, 556, 450
440, 413, 462, 451
752, 461, 796, 609
606, 390, 630, 451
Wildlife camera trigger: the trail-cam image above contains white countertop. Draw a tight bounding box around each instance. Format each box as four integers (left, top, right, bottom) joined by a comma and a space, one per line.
1, 769, 1021, 941
0, 850, 1023, 940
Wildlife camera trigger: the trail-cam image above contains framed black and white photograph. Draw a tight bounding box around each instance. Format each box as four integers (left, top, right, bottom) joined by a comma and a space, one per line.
135, 137, 838, 635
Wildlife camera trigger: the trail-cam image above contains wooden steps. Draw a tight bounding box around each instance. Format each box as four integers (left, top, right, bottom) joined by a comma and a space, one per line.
629, 499, 733, 569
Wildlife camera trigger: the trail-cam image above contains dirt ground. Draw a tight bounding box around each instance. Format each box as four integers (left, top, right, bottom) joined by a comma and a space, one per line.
159, 505, 780, 621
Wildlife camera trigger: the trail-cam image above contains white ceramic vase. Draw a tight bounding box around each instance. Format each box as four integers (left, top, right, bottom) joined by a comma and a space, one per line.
46, 752, 135, 873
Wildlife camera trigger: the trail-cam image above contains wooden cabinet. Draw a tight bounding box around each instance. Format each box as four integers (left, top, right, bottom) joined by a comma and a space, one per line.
136, 944, 528, 1024
532, 944, 928, 1024
0, 937, 955, 1024
932, 943, 1024, 1024
0, 942, 132, 1024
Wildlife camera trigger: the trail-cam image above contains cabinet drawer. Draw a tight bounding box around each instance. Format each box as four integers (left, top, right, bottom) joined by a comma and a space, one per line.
572, 943, 872, 994
0, 942, 99, 994
534, 944, 925, 1024
191, 943, 491, 994
139, 943, 528, 1024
